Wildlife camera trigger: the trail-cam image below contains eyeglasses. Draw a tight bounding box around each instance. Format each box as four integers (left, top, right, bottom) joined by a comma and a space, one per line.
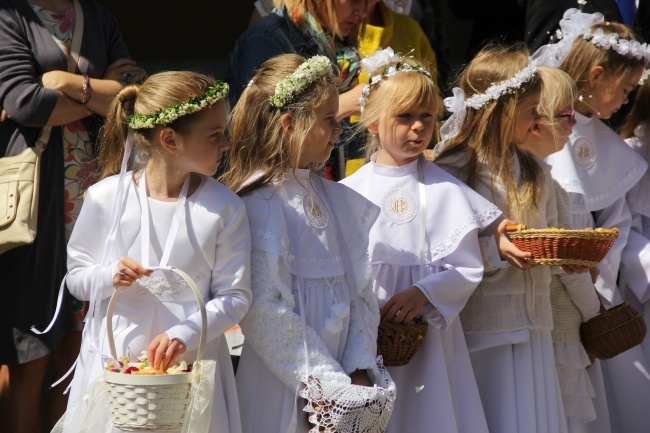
553, 109, 575, 122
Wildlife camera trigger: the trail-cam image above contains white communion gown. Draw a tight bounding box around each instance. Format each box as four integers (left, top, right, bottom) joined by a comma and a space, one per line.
547, 112, 650, 433
341, 154, 501, 433
61, 172, 252, 433
235, 169, 382, 433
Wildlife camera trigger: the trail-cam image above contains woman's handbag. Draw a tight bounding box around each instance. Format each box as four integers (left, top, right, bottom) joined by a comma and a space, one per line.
0, 133, 48, 254
0, 0, 84, 254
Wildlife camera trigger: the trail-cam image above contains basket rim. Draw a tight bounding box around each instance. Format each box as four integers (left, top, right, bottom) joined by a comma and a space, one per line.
103, 369, 193, 385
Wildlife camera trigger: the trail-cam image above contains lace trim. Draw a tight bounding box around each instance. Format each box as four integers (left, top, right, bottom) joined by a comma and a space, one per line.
557, 158, 645, 207
135, 271, 206, 298
373, 205, 501, 263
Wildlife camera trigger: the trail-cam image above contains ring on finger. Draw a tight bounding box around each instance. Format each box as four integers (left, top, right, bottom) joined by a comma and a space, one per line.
123, 71, 133, 84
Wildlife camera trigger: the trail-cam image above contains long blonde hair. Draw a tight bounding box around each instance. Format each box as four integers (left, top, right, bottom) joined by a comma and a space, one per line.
359, 58, 442, 159
221, 54, 337, 195
434, 43, 543, 222
536, 66, 578, 147
98, 71, 217, 179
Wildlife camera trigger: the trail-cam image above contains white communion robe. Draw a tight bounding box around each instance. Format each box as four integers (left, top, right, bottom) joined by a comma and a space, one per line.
235, 169, 382, 433
63, 173, 252, 433
341, 155, 501, 433
622, 127, 650, 365
547, 112, 650, 433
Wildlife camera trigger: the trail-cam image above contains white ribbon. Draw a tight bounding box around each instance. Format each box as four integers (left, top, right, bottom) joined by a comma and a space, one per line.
440, 87, 468, 141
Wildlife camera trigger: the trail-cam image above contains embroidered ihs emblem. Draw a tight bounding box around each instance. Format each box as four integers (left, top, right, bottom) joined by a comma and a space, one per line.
382, 190, 418, 224
302, 193, 328, 228
572, 136, 596, 169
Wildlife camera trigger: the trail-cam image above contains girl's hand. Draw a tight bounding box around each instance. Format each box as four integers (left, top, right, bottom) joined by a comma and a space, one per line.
350, 369, 373, 387
112, 256, 152, 288
497, 219, 535, 270
102, 58, 147, 84
381, 286, 429, 324
147, 333, 186, 371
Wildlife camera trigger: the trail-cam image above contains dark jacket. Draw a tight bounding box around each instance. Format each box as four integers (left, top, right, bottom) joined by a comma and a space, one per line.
225, 13, 316, 106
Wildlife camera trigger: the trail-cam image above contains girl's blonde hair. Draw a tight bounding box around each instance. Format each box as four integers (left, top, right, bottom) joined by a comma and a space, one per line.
620, 78, 650, 139
359, 58, 442, 159
434, 43, 543, 222
560, 22, 645, 93
536, 66, 578, 147
98, 71, 217, 179
273, 0, 358, 43
221, 54, 337, 195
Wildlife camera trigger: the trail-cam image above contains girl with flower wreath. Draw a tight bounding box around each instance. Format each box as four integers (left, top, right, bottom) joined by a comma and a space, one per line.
57, 71, 252, 433
222, 53, 394, 433
434, 43, 579, 433
340, 50, 499, 433
518, 65, 604, 432
533, 8, 650, 432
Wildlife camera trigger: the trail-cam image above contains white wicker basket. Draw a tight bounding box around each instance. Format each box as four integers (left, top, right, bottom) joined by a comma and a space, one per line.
103, 267, 207, 431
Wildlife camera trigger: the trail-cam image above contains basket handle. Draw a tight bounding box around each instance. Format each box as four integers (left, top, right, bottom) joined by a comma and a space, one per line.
505, 224, 527, 232
106, 267, 208, 366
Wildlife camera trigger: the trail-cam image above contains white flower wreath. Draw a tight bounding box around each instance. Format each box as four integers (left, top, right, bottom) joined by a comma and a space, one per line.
358, 47, 433, 112
270, 55, 333, 108
128, 81, 229, 130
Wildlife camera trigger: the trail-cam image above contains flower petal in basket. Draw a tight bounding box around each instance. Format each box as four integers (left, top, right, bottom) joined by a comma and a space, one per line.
505, 224, 619, 267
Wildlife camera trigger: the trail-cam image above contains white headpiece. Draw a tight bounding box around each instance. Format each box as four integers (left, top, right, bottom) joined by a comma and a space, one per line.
532, 8, 650, 68
359, 47, 433, 112
639, 69, 650, 86
440, 61, 539, 141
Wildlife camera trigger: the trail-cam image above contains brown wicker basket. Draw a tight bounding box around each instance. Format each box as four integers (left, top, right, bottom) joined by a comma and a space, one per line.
377, 318, 428, 367
580, 300, 647, 360
506, 224, 619, 266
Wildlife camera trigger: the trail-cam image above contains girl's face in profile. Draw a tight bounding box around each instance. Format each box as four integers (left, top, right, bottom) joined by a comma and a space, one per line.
175, 101, 229, 177
299, 89, 342, 168
589, 65, 644, 119
512, 91, 542, 146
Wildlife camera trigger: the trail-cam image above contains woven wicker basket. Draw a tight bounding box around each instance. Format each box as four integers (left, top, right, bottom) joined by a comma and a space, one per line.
377, 318, 428, 367
506, 224, 619, 266
103, 268, 207, 431
580, 300, 647, 360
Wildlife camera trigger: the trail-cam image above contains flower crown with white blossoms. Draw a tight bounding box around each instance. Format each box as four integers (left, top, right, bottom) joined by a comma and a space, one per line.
270, 55, 333, 108
359, 47, 433, 112
440, 60, 538, 140
532, 7, 650, 68
128, 81, 229, 130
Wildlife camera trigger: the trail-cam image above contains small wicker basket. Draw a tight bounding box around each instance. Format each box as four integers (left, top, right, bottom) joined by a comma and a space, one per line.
103, 268, 207, 431
580, 300, 647, 360
377, 318, 428, 367
506, 224, 619, 266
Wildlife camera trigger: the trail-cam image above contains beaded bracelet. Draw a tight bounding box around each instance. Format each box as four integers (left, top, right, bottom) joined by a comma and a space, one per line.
79, 75, 91, 105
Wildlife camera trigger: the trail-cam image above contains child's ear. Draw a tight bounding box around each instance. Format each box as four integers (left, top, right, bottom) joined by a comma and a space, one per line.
367, 121, 379, 135
588, 65, 606, 88
159, 127, 179, 155
280, 113, 294, 134
531, 121, 543, 137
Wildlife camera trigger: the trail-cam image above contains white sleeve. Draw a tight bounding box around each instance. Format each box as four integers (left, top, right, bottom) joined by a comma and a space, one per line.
414, 229, 483, 330
66, 187, 118, 302
239, 248, 350, 389
341, 254, 380, 375
167, 203, 253, 351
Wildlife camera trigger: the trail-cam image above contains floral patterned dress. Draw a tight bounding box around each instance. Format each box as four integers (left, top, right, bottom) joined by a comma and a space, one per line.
33, 4, 97, 329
